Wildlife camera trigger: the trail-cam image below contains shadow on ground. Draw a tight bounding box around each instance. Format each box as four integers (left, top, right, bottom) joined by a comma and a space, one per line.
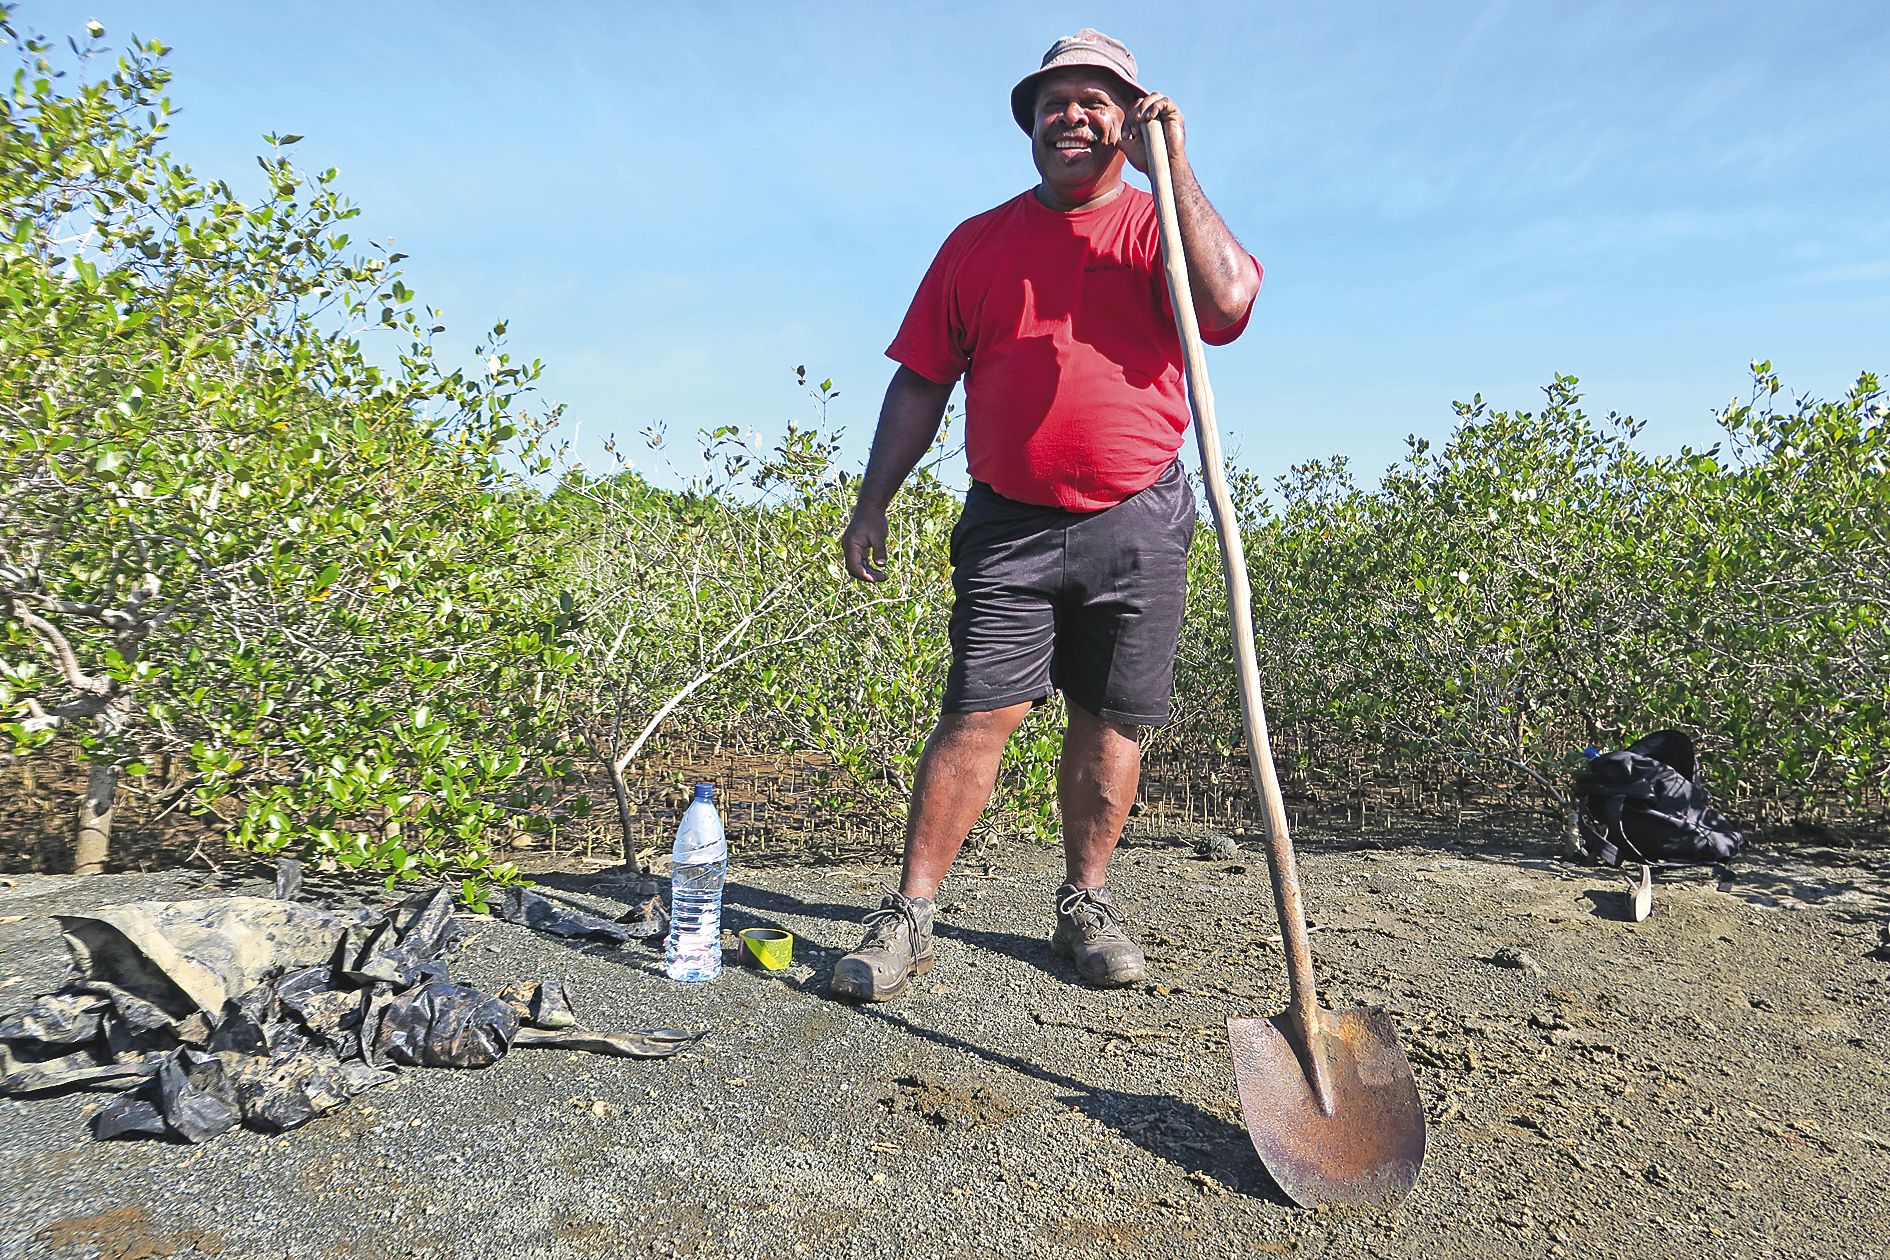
861, 1004, 1293, 1206
507, 868, 1293, 1202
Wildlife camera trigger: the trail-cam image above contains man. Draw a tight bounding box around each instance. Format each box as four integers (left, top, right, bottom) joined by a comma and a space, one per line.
831, 29, 1260, 1002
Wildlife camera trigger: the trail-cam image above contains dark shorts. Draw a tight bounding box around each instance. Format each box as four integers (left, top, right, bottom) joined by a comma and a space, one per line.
942, 459, 1196, 727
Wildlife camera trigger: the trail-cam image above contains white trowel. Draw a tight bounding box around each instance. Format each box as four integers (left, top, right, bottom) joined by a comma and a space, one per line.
1624, 863, 1652, 922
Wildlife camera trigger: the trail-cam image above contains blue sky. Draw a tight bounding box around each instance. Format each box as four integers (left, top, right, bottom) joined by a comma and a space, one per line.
46, 1, 1890, 491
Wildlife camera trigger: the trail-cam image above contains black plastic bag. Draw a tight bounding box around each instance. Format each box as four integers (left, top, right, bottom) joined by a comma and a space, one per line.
157, 1050, 241, 1143
94, 1093, 168, 1140
221, 1049, 358, 1132
276, 968, 370, 1059
530, 977, 577, 1030
341, 888, 463, 986
93, 1049, 239, 1143
371, 981, 520, 1068
207, 986, 274, 1056
1574, 729, 1744, 866
496, 978, 578, 1030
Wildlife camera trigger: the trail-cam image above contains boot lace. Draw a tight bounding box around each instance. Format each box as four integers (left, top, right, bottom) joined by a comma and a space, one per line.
1058, 886, 1122, 940
857, 888, 921, 953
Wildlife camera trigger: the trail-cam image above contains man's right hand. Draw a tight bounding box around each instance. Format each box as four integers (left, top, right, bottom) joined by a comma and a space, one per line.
840, 366, 955, 583
841, 503, 889, 582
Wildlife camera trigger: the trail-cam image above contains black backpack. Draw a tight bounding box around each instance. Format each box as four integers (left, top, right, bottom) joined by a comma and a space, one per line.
1572, 729, 1744, 866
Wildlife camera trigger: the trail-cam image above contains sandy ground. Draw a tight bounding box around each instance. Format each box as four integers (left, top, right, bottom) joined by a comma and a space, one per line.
3, 826, 1888, 1260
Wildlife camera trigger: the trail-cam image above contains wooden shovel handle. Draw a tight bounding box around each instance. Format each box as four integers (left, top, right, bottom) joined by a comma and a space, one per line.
1143, 119, 1324, 1039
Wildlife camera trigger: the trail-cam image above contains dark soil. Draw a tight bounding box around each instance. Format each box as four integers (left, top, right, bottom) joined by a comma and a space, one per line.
3, 824, 1888, 1259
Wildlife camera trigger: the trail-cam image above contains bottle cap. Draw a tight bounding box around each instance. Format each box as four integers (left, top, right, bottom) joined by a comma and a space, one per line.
693, 783, 714, 803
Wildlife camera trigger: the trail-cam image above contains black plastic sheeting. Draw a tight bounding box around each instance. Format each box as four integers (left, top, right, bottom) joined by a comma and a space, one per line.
512, 1026, 704, 1056
0, 868, 705, 1144
492, 887, 629, 943
492, 882, 670, 943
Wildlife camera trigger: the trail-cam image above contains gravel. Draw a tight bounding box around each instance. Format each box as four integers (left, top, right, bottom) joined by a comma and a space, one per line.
3, 829, 1888, 1259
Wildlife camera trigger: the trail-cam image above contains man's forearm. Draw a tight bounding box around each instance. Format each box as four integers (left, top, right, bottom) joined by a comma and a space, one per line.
856, 366, 955, 511
1168, 156, 1259, 332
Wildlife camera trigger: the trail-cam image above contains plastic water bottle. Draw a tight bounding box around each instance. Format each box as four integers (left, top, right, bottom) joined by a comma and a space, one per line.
664, 783, 727, 983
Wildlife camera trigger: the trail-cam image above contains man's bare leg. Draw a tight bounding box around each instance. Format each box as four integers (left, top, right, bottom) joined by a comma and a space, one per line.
898, 700, 1034, 899
1050, 701, 1148, 985
833, 701, 1032, 1001
1059, 701, 1142, 887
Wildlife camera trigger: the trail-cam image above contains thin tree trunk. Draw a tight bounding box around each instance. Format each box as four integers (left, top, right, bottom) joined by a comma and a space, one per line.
604, 755, 638, 872
74, 694, 133, 876
74, 759, 117, 875
583, 727, 640, 873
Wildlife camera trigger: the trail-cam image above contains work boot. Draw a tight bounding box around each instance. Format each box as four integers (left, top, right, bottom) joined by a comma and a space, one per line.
1050, 883, 1147, 986
830, 888, 936, 1002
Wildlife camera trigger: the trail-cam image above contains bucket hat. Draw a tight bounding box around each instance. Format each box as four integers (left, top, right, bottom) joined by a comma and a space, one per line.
1009, 28, 1147, 134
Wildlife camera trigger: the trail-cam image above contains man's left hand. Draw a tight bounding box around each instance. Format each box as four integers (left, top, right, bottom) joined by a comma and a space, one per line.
1116, 92, 1183, 176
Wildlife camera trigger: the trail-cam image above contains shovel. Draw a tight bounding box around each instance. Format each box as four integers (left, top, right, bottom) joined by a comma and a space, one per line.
1143, 117, 1427, 1209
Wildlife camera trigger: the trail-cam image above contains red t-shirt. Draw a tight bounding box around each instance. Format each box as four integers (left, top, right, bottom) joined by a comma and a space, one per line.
887, 185, 1257, 510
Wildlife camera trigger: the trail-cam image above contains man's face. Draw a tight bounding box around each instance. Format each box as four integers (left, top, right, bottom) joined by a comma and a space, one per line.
1030, 69, 1129, 193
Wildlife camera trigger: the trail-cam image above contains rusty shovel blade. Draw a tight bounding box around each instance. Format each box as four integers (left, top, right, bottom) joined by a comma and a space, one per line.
1228, 1006, 1426, 1209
